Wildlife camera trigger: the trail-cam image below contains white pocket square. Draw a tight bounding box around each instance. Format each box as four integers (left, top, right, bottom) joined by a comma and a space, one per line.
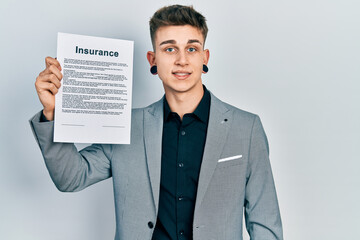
218, 155, 243, 163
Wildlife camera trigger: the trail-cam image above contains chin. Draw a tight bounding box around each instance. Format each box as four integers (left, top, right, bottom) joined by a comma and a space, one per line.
168, 81, 201, 94
160, 74, 202, 93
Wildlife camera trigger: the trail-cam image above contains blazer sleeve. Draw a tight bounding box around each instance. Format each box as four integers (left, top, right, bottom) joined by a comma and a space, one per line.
29, 111, 112, 192
244, 115, 283, 239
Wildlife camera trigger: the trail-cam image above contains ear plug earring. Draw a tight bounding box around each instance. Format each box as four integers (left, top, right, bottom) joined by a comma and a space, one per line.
150, 65, 157, 75
203, 64, 208, 73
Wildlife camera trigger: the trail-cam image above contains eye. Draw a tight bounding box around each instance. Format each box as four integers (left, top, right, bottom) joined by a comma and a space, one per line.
165, 48, 175, 52
188, 47, 196, 52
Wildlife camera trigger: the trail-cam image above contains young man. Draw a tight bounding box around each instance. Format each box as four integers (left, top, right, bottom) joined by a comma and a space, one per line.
31, 5, 283, 240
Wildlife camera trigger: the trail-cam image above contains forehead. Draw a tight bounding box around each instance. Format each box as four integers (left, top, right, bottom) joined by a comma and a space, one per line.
155, 25, 204, 45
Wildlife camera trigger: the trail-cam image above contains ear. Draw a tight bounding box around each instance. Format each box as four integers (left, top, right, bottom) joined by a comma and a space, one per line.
203, 49, 210, 65
147, 51, 156, 66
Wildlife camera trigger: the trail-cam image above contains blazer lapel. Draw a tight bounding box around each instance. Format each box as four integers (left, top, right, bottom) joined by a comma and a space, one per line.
144, 98, 164, 212
195, 93, 232, 212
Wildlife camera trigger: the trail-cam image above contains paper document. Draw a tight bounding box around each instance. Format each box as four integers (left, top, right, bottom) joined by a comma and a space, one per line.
54, 32, 134, 144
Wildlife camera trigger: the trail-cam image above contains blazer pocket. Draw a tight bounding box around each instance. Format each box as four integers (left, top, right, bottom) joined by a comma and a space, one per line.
217, 155, 245, 168
218, 155, 242, 162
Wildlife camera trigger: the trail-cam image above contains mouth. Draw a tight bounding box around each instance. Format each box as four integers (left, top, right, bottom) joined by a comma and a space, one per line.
172, 71, 192, 80
173, 73, 191, 76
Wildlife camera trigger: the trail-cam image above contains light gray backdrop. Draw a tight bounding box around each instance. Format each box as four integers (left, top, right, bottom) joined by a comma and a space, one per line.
1, 0, 359, 239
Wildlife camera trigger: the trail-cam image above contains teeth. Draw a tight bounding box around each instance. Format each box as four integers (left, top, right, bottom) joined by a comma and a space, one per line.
174, 73, 190, 76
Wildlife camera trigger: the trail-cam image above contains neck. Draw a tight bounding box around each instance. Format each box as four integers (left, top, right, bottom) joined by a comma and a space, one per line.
164, 83, 204, 120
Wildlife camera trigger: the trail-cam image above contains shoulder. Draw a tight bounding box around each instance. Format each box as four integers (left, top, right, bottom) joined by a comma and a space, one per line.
209, 91, 268, 145
209, 91, 259, 125
131, 97, 164, 119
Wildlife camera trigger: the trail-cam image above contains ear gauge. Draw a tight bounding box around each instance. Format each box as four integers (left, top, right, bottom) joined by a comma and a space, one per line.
202, 64, 209, 73
150, 65, 157, 75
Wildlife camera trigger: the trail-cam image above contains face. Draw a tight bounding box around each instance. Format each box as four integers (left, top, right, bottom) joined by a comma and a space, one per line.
147, 25, 209, 95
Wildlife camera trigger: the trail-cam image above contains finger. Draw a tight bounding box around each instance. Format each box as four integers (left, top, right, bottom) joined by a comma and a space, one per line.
37, 82, 59, 95
39, 67, 52, 76
45, 56, 61, 70
36, 74, 61, 89
48, 82, 59, 95
39, 64, 63, 80
48, 64, 63, 80
38, 69, 47, 76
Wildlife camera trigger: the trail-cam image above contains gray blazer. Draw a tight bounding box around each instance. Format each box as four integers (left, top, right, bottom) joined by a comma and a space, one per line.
30, 92, 283, 240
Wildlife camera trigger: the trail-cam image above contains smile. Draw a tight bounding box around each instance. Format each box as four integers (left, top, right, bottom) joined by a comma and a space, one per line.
172, 72, 192, 80
173, 72, 191, 76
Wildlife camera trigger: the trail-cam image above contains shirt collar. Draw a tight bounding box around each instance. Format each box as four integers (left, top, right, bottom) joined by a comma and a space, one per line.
163, 85, 211, 123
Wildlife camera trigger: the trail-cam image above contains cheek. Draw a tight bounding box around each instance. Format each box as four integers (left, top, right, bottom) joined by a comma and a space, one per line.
193, 59, 204, 72
155, 61, 172, 81
193, 54, 205, 66
155, 55, 172, 69
157, 62, 171, 76
157, 61, 176, 78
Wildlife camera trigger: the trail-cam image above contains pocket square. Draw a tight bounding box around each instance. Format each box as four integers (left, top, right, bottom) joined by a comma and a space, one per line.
218, 155, 243, 163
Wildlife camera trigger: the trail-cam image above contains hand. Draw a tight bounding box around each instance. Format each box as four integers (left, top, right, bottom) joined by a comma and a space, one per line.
35, 57, 63, 121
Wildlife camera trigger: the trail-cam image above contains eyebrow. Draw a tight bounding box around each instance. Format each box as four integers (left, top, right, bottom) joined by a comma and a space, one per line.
159, 39, 203, 46
159, 40, 176, 46
188, 39, 202, 45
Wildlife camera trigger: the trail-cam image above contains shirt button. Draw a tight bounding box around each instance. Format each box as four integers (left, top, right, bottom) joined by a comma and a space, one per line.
148, 221, 154, 229
178, 163, 184, 168
179, 230, 184, 235
178, 196, 184, 201
181, 130, 186, 136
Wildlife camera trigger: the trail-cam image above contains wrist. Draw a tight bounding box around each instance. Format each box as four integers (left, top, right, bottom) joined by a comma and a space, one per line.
43, 108, 54, 121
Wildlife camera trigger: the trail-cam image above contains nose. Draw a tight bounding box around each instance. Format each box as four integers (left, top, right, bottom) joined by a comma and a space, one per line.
175, 50, 188, 66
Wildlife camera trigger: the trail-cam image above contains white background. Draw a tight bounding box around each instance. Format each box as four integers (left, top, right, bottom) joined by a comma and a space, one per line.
0, 0, 359, 239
